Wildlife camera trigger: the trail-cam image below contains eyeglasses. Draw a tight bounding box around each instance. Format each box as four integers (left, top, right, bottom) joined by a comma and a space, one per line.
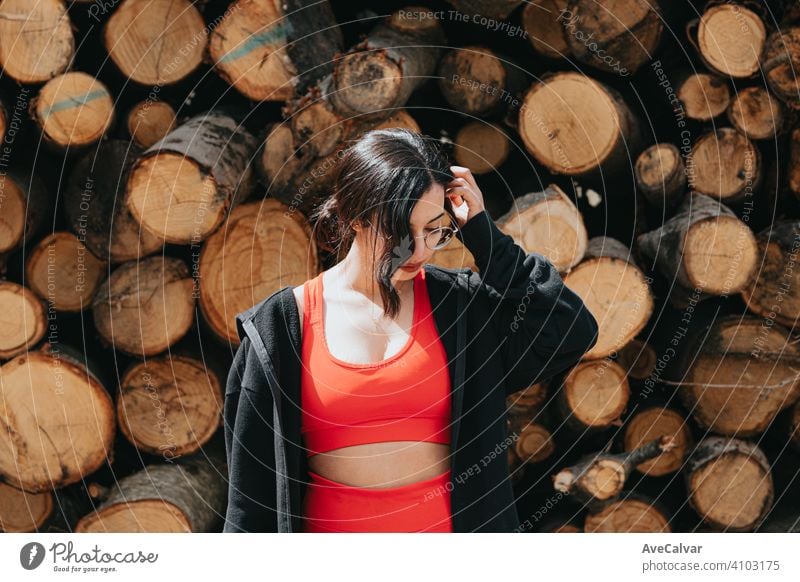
410, 223, 459, 251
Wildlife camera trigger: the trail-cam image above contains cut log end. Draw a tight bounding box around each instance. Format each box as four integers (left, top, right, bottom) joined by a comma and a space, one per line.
562, 359, 630, 429
453, 122, 510, 174
333, 51, 404, 116
623, 407, 691, 476
118, 356, 222, 457
199, 199, 319, 345
519, 73, 628, 176
92, 256, 196, 357
0, 282, 46, 359
687, 437, 773, 531
677, 73, 730, 122
585, 498, 671, 532
0, 482, 53, 533
126, 153, 221, 244
105, 0, 206, 86
32, 72, 114, 148
24, 232, 106, 313
697, 4, 766, 78
127, 101, 177, 149
564, 249, 653, 359
683, 216, 758, 294
0, 351, 114, 492
77, 499, 192, 533
0, 0, 74, 84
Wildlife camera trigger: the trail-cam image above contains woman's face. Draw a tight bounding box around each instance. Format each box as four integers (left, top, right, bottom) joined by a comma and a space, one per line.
388, 183, 448, 284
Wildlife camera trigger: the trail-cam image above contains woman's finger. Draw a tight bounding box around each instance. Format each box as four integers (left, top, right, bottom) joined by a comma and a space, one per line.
447, 183, 478, 206
450, 166, 479, 192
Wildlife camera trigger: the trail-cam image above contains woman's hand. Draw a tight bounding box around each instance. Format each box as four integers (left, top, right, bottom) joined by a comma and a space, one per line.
446, 166, 486, 228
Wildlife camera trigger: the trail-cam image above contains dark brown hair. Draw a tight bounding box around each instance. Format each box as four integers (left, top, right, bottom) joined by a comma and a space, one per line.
311, 128, 454, 320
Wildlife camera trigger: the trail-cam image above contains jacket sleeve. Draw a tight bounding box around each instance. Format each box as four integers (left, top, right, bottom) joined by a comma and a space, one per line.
222, 335, 279, 532
456, 209, 599, 395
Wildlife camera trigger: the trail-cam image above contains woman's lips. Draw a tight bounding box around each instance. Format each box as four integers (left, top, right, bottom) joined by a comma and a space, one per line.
401, 263, 421, 270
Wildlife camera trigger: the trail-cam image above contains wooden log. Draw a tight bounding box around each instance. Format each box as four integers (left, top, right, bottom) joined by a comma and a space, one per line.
453, 122, 510, 174
24, 232, 106, 312
688, 1, 767, 79
675, 71, 731, 122
506, 399, 555, 465
257, 122, 314, 203
688, 127, 763, 204
0, 342, 115, 493
0, 281, 47, 360
521, 0, 570, 60
104, 0, 206, 86
561, 0, 664, 75
0, 482, 53, 532
634, 143, 688, 210
117, 353, 223, 457
494, 184, 588, 273
553, 436, 677, 510
563, 237, 654, 360
437, 46, 526, 118
125, 111, 258, 245
75, 445, 227, 532
622, 405, 692, 477
126, 101, 177, 149
198, 199, 319, 346
64, 140, 162, 264
740, 219, 800, 329
763, 25, 800, 110
284, 7, 445, 148
209, 0, 343, 102
92, 256, 196, 357
29, 72, 115, 150
584, 492, 672, 532
636, 192, 759, 298
672, 314, 800, 437
635, 143, 687, 210
615, 337, 658, 381
557, 358, 630, 432
727, 86, 785, 140
506, 383, 548, 410
685, 436, 773, 532
62, 143, 143, 257
443, 0, 523, 20
0, 169, 49, 255
0, 0, 74, 84
517, 72, 643, 179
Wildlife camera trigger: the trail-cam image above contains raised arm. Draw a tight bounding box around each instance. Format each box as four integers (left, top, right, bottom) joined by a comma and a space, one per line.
457, 208, 599, 395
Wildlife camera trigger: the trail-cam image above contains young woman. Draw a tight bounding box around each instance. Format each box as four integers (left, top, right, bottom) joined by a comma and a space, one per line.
223, 128, 599, 533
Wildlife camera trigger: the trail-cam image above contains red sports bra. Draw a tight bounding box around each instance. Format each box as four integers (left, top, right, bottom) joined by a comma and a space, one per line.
300, 268, 451, 456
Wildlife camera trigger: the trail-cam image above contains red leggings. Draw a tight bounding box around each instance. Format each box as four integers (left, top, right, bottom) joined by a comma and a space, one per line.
302, 469, 453, 533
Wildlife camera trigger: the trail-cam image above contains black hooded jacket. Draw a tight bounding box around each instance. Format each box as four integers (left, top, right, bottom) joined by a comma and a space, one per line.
222, 209, 599, 532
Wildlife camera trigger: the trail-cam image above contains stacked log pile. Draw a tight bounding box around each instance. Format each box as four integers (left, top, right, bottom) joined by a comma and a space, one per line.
2, 0, 800, 534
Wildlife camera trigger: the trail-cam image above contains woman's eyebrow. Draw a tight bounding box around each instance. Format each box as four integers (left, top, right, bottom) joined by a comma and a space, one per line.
425, 212, 445, 224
